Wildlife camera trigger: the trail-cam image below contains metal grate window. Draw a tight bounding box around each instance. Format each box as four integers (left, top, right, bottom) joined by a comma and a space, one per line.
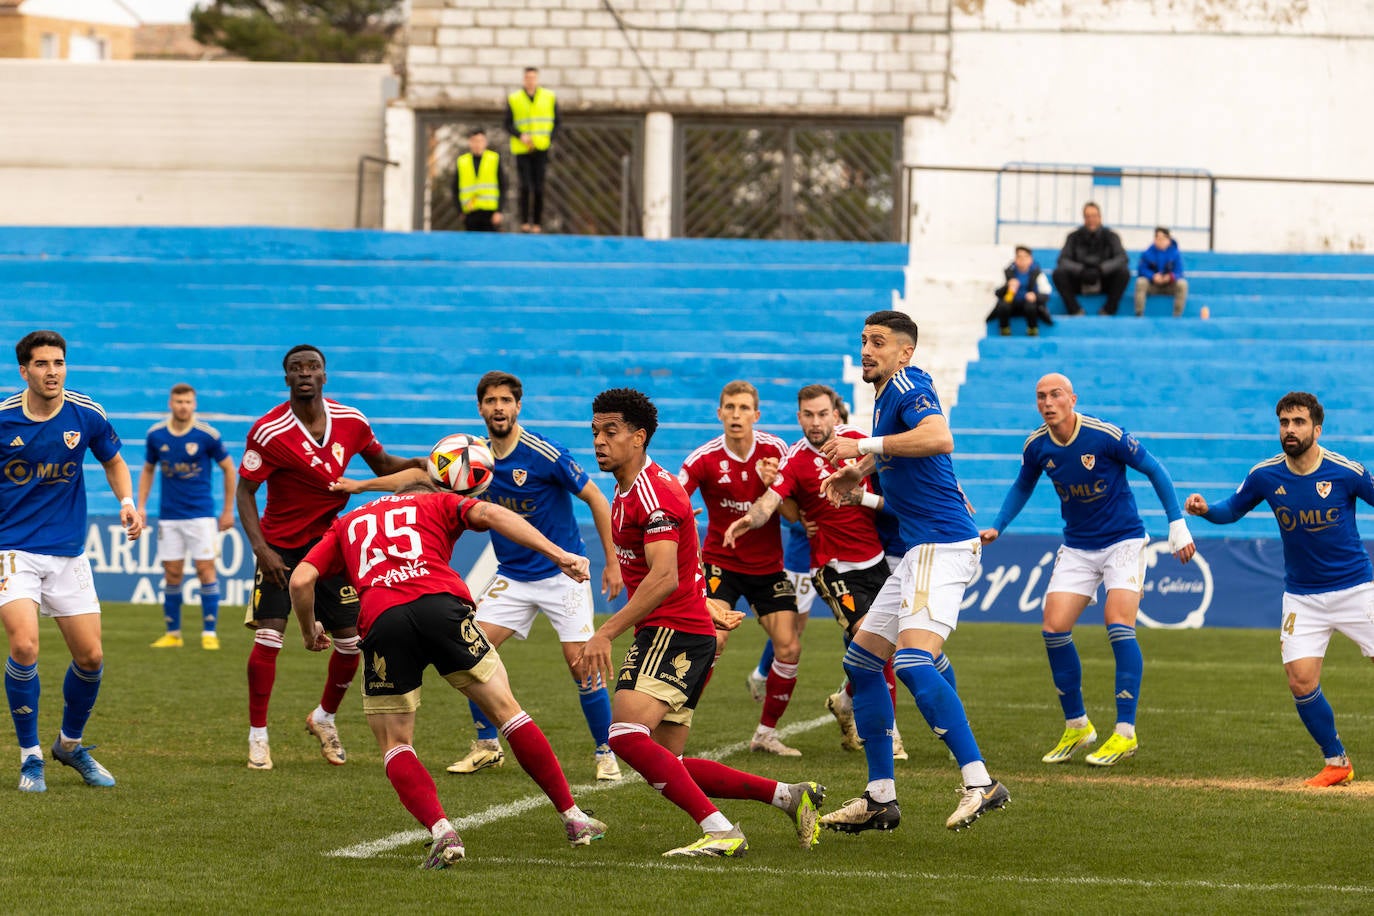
675, 120, 900, 241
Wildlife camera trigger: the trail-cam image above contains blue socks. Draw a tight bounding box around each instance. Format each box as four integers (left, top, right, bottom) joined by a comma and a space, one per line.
1108, 624, 1143, 726
893, 648, 982, 766
61, 662, 102, 742
5, 657, 40, 750
469, 699, 500, 742
1295, 686, 1344, 758
756, 640, 775, 680
933, 652, 957, 693
200, 581, 220, 633
842, 642, 894, 783
1043, 630, 1086, 720
577, 676, 612, 747
163, 589, 183, 632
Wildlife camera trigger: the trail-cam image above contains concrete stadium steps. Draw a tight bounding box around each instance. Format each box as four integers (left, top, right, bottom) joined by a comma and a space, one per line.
1, 227, 904, 518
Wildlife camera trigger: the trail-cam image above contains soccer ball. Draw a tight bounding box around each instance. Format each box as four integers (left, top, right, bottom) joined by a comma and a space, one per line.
427, 433, 494, 496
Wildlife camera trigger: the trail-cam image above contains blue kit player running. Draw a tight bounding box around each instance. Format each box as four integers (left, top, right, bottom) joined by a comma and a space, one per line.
138, 383, 237, 650
1187, 391, 1374, 788
335, 371, 624, 782
817, 310, 1009, 833
980, 373, 1196, 767
1, 330, 144, 792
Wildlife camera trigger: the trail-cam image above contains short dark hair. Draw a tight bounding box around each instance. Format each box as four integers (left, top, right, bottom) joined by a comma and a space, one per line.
797, 383, 840, 407
592, 388, 658, 445
283, 344, 325, 371
468, 127, 486, 138
1014, 245, 1033, 257
863, 310, 919, 348
1083, 201, 1101, 214
524, 67, 539, 74
16, 330, 66, 365
1276, 391, 1324, 427
397, 478, 442, 496
1154, 226, 1171, 238
477, 371, 523, 403
170, 383, 196, 397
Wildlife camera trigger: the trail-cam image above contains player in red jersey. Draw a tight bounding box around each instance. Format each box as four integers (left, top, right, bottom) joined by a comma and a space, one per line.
678, 380, 803, 756
576, 388, 825, 857
236, 345, 423, 771
290, 479, 605, 868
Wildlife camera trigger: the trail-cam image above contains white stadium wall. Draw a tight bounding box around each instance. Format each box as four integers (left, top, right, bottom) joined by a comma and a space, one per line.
0, 60, 396, 228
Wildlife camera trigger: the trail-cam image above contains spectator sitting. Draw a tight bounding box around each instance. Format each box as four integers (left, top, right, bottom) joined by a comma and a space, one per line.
1052, 202, 1130, 316
987, 246, 1054, 337
1134, 227, 1189, 317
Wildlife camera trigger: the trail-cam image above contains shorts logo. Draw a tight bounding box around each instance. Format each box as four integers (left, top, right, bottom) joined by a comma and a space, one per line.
1316, 481, 1332, 499
186, 442, 198, 456
64, 431, 80, 449
373, 653, 388, 681
512, 468, 528, 487
1080, 454, 1095, 470
339, 585, 359, 604
670, 652, 690, 679
460, 618, 488, 653
332, 443, 345, 465
242, 450, 262, 472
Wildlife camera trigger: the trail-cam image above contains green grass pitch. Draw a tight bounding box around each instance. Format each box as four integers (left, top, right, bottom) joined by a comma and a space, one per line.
4, 605, 1374, 913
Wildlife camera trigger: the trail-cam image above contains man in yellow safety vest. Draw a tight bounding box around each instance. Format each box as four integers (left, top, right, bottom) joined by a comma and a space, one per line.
452, 128, 506, 232
504, 67, 559, 233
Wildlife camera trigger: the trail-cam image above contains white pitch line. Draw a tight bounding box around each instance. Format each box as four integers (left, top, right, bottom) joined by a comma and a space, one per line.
390, 855, 1374, 896
327, 713, 836, 859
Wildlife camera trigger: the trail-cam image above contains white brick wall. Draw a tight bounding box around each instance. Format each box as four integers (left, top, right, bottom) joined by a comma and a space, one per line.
405, 0, 951, 115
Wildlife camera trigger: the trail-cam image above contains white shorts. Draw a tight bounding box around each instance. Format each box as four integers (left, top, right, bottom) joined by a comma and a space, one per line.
787, 568, 815, 617
156, 517, 219, 563
476, 573, 595, 643
1045, 537, 1148, 604
0, 551, 100, 617
860, 538, 980, 642
1280, 582, 1374, 664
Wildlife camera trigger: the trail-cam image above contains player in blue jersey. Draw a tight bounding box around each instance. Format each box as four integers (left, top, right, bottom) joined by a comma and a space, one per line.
817, 310, 1009, 833
335, 371, 624, 781
979, 373, 1196, 767
138, 383, 237, 651
1187, 391, 1374, 787
1, 330, 144, 792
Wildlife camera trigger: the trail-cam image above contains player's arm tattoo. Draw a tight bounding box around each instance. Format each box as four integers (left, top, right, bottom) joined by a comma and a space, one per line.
743, 490, 782, 530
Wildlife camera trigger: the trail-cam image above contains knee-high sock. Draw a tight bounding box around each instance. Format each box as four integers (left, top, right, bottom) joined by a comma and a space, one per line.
1043, 630, 1086, 720
756, 640, 775, 679
883, 659, 898, 715
934, 652, 957, 693
760, 659, 798, 729
843, 642, 894, 783
383, 745, 446, 829
1107, 623, 1142, 726
199, 580, 220, 632
893, 648, 982, 766
501, 712, 575, 811
1294, 686, 1345, 759
608, 722, 719, 824
682, 756, 778, 803
61, 662, 103, 741
577, 673, 612, 748
163, 589, 183, 632
468, 699, 499, 742
247, 629, 282, 728
5, 658, 40, 751
320, 635, 361, 715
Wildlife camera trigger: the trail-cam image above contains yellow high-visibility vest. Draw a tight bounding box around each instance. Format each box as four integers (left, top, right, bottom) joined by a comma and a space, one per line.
456, 150, 500, 213
508, 88, 556, 154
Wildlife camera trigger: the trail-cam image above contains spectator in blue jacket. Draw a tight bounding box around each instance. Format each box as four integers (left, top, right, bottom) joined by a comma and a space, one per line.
988, 246, 1054, 336
1134, 227, 1189, 317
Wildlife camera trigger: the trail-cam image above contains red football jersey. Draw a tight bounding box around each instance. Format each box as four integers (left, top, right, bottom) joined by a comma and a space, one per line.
678, 431, 789, 575
613, 459, 716, 637
239, 399, 385, 548
304, 491, 480, 637
772, 426, 885, 568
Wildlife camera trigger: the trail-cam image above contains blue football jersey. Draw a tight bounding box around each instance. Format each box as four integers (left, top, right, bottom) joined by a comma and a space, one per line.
871, 367, 978, 546
782, 518, 811, 573
1207, 448, 1374, 595
483, 428, 591, 581
144, 419, 229, 520
0, 390, 122, 556
1016, 414, 1149, 549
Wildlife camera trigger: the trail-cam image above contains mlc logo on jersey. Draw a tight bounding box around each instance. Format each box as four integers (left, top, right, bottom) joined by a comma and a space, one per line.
4, 459, 78, 486
63, 431, 80, 449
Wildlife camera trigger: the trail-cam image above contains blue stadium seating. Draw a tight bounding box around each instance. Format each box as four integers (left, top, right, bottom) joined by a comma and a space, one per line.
955, 250, 1374, 538
0, 228, 906, 520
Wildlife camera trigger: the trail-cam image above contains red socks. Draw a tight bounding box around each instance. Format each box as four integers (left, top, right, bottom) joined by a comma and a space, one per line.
246, 630, 282, 728
608, 723, 719, 823
760, 660, 798, 729
501, 712, 575, 812
682, 757, 777, 803
384, 745, 445, 829
320, 638, 361, 715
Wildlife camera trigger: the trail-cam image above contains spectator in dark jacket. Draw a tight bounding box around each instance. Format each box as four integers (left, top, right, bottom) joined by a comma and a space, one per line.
1134, 227, 1189, 317
988, 246, 1054, 336
1052, 202, 1130, 316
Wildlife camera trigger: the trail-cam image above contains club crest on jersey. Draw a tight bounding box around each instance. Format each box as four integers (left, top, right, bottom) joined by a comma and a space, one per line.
185, 442, 198, 456
512, 468, 528, 487
63, 431, 80, 449
1080, 454, 1095, 470
719, 460, 730, 471
332, 443, 345, 465
1317, 481, 1332, 499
